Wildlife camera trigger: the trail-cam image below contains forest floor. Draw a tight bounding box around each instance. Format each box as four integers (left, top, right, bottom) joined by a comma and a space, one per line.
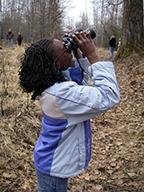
0, 46, 144, 192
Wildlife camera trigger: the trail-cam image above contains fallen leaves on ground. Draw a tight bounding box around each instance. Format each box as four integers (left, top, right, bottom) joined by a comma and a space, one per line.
0, 47, 144, 192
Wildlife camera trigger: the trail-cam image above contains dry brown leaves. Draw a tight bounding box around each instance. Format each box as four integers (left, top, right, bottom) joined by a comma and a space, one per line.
0, 47, 144, 192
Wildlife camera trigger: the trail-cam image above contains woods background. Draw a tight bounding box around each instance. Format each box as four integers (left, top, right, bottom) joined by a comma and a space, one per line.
0, 0, 143, 49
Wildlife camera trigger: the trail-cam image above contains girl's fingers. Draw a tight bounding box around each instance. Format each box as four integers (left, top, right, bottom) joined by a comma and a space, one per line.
74, 31, 87, 41
80, 31, 88, 39
72, 34, 81, 44
86, 32, 92, 41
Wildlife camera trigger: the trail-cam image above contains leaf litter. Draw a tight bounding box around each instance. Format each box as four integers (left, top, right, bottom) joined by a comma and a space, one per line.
0, 47, 144, 192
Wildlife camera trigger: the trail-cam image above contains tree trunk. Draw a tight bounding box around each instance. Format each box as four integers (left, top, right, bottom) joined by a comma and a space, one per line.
0, 0, 2, 42
122, 0, 144, 51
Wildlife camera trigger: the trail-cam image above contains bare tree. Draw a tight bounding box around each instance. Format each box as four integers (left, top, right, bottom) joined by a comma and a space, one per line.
122, 0, 144, 51
92, 0, 123, 47
75, 12, 89, 29
1, 0, 67, 42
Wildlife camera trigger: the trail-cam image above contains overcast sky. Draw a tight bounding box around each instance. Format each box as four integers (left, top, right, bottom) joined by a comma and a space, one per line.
65, 0, 93, 26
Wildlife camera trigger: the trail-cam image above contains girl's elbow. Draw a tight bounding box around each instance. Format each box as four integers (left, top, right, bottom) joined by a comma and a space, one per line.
111, 93, 120, 107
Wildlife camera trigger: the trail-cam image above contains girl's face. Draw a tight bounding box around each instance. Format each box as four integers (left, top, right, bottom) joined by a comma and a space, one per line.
53, 39, 75, 70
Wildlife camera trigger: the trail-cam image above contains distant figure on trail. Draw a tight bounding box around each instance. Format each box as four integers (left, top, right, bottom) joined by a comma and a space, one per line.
17, 32, 23, 46
109, 35, 116, 59
6, 29, 14, 48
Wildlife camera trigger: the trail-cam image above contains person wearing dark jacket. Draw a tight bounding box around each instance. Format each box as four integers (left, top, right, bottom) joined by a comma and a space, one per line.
6, 29, 14, 48
109, 35, 116, 59
17, 32, 23, 46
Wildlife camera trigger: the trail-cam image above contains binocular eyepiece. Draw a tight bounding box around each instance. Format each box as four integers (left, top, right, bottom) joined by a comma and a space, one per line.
63, 28, 96, 53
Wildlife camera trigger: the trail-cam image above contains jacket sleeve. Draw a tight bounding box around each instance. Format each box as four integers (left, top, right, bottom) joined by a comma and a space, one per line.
56, 61, 120, 123
67, 58, 90, 85
78, 58, 90, 85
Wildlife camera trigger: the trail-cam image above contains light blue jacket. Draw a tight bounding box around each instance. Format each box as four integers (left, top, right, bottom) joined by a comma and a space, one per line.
34, 58, 120, 178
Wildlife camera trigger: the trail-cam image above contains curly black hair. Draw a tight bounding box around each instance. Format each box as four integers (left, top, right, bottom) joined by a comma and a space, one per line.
19, 38, 65, 100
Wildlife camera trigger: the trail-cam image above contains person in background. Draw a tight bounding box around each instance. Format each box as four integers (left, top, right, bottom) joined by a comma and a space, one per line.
19, 31, 120, 192
109, 35, 116, 59
6, 29, 14, 48
17, 32, 23, 46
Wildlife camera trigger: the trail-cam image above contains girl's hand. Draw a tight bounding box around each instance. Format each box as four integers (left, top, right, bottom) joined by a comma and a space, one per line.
73, 32, 98, 63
